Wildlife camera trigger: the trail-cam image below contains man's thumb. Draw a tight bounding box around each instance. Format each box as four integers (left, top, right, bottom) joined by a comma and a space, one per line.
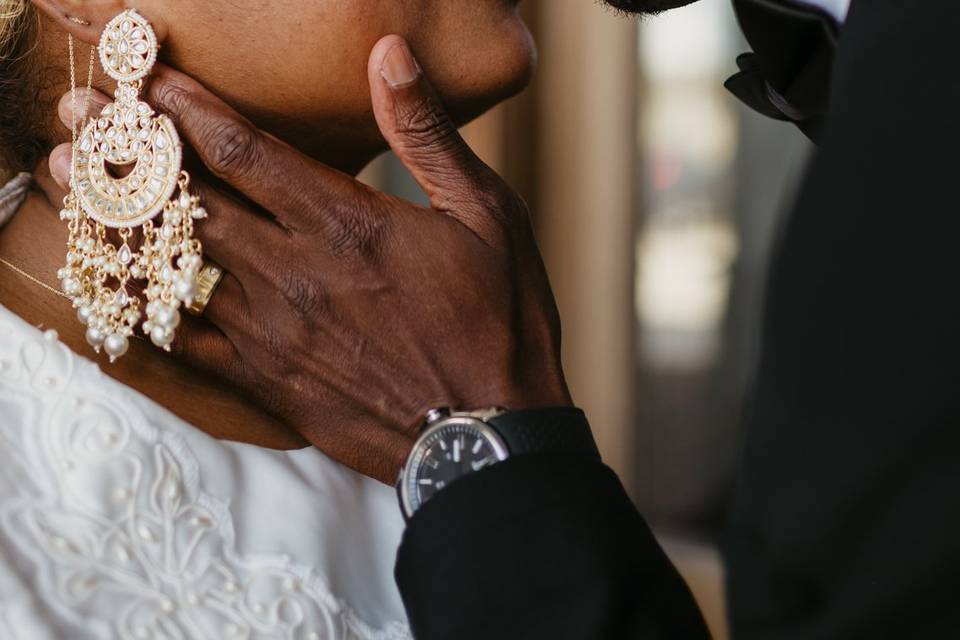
367, 35, 488, 212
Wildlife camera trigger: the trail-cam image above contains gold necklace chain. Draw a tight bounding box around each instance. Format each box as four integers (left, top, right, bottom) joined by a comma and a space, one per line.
0, 256, 146, 343
0, 37, 95, 302
68, 33, 96, 148
0, 257, 72, 300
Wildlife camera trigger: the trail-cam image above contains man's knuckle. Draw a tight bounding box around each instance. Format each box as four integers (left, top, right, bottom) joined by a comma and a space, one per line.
152, 80, 193, 119
260, 318, 289, 360
309, 192, 389, 258
203, 120, 261, 178
397, 98, 456, 149
278, 271, 328, 318
325, 211, 388, 258
195, 214, 229, 246
452, 181, 527, 242
473, 183, 509, 216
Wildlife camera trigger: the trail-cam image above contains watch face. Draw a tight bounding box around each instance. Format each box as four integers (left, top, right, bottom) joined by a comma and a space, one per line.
401, 417, 509, 516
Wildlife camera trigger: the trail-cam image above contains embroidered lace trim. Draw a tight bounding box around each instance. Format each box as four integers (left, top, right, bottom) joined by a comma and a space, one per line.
0, 315, 410, 640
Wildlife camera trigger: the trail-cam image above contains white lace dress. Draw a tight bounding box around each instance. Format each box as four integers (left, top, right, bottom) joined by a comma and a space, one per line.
0, 175, 410, 640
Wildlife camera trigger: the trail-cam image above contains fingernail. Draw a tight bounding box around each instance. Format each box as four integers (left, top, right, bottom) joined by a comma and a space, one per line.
380, 42, 421, 89
49, 145, 71, 188
57, 88, 108, 128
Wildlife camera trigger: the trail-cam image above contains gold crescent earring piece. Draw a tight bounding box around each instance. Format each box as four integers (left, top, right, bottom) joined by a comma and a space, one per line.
60, 9, 209, 362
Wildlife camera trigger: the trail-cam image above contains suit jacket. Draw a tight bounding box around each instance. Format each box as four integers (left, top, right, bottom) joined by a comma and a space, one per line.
395, 0, 960, 637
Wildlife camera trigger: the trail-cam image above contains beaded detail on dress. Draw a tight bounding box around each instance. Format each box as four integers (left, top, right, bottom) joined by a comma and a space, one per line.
0, 314, 410, 640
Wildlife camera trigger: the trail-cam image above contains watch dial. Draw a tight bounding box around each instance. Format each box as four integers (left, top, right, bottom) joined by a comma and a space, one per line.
414, 423, 502, 506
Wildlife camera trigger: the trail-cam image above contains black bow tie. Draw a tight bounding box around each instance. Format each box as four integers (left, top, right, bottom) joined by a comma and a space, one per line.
726, 0, 840, 141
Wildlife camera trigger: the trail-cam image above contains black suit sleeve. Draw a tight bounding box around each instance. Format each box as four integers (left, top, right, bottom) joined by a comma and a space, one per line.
395, 454, 710, 639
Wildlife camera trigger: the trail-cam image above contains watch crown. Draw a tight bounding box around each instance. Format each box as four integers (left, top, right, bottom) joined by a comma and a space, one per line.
424, 408, 451, 425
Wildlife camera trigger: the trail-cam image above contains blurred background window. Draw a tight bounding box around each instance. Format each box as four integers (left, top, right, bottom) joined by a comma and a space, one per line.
635, 0, 811, 532
361, 1, 813, 636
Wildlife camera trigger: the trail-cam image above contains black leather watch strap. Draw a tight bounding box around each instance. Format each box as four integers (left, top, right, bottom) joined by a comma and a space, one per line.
486, 407, 600, 460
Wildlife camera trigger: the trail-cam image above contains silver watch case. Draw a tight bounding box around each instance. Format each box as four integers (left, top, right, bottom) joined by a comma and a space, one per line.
398, 412, 509, 519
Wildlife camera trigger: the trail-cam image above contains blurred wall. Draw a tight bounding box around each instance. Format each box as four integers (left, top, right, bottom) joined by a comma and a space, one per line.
529, 4, 639, 488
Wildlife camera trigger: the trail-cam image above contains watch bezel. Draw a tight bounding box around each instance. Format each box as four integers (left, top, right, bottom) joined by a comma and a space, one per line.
399, 415, 509, 519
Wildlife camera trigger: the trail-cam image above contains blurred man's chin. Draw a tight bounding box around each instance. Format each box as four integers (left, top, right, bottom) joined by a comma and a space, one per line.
604, 0, 700, 14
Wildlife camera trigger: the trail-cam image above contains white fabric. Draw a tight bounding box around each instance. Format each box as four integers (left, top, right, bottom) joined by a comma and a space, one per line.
0, 173, 32, 228
0, 302, 411, 639
793, 0, 851, 23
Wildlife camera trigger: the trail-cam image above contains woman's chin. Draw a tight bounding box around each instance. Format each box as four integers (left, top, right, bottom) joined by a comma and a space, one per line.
495, 19, 538, 103
446, 18, 537, 128
251, 11, 538, 169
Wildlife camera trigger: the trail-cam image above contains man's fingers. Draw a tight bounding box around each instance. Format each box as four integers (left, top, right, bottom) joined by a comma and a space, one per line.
169, 314, 247, 387
198, 270, 250, 338
51, 85, 110, 189
50, 141, 290, 289
145, 65, 271, 194
55, 66, 387, 254
49, 144, 73, 190
52, 72, 301, 211
57, 88, 112, 130
145, 65, 389, 248
185, 175, 291, 283
368, 36, 505, 233
144, 65, 358, 226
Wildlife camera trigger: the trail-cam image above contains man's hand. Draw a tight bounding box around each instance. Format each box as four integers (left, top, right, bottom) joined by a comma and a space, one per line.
50, 36, 571, 483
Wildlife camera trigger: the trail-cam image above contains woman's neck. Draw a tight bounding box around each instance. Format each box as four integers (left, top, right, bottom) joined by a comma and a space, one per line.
0, 164, 308, 450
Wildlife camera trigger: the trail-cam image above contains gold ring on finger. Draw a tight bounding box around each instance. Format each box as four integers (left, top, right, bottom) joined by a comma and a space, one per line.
186, 261, 225, 316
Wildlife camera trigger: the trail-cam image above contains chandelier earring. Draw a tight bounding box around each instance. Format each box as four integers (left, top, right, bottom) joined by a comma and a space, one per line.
59, 9, 208, 362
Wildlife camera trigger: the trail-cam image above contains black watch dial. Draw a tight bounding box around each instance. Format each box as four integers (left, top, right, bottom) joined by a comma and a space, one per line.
401, 417, 509, 516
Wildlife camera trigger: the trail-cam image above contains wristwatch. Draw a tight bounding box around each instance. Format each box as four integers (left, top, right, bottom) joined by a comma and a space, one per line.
397, 406, 599, 520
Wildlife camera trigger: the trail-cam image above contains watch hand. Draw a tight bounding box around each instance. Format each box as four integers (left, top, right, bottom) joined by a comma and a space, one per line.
471, 455, 497, 472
